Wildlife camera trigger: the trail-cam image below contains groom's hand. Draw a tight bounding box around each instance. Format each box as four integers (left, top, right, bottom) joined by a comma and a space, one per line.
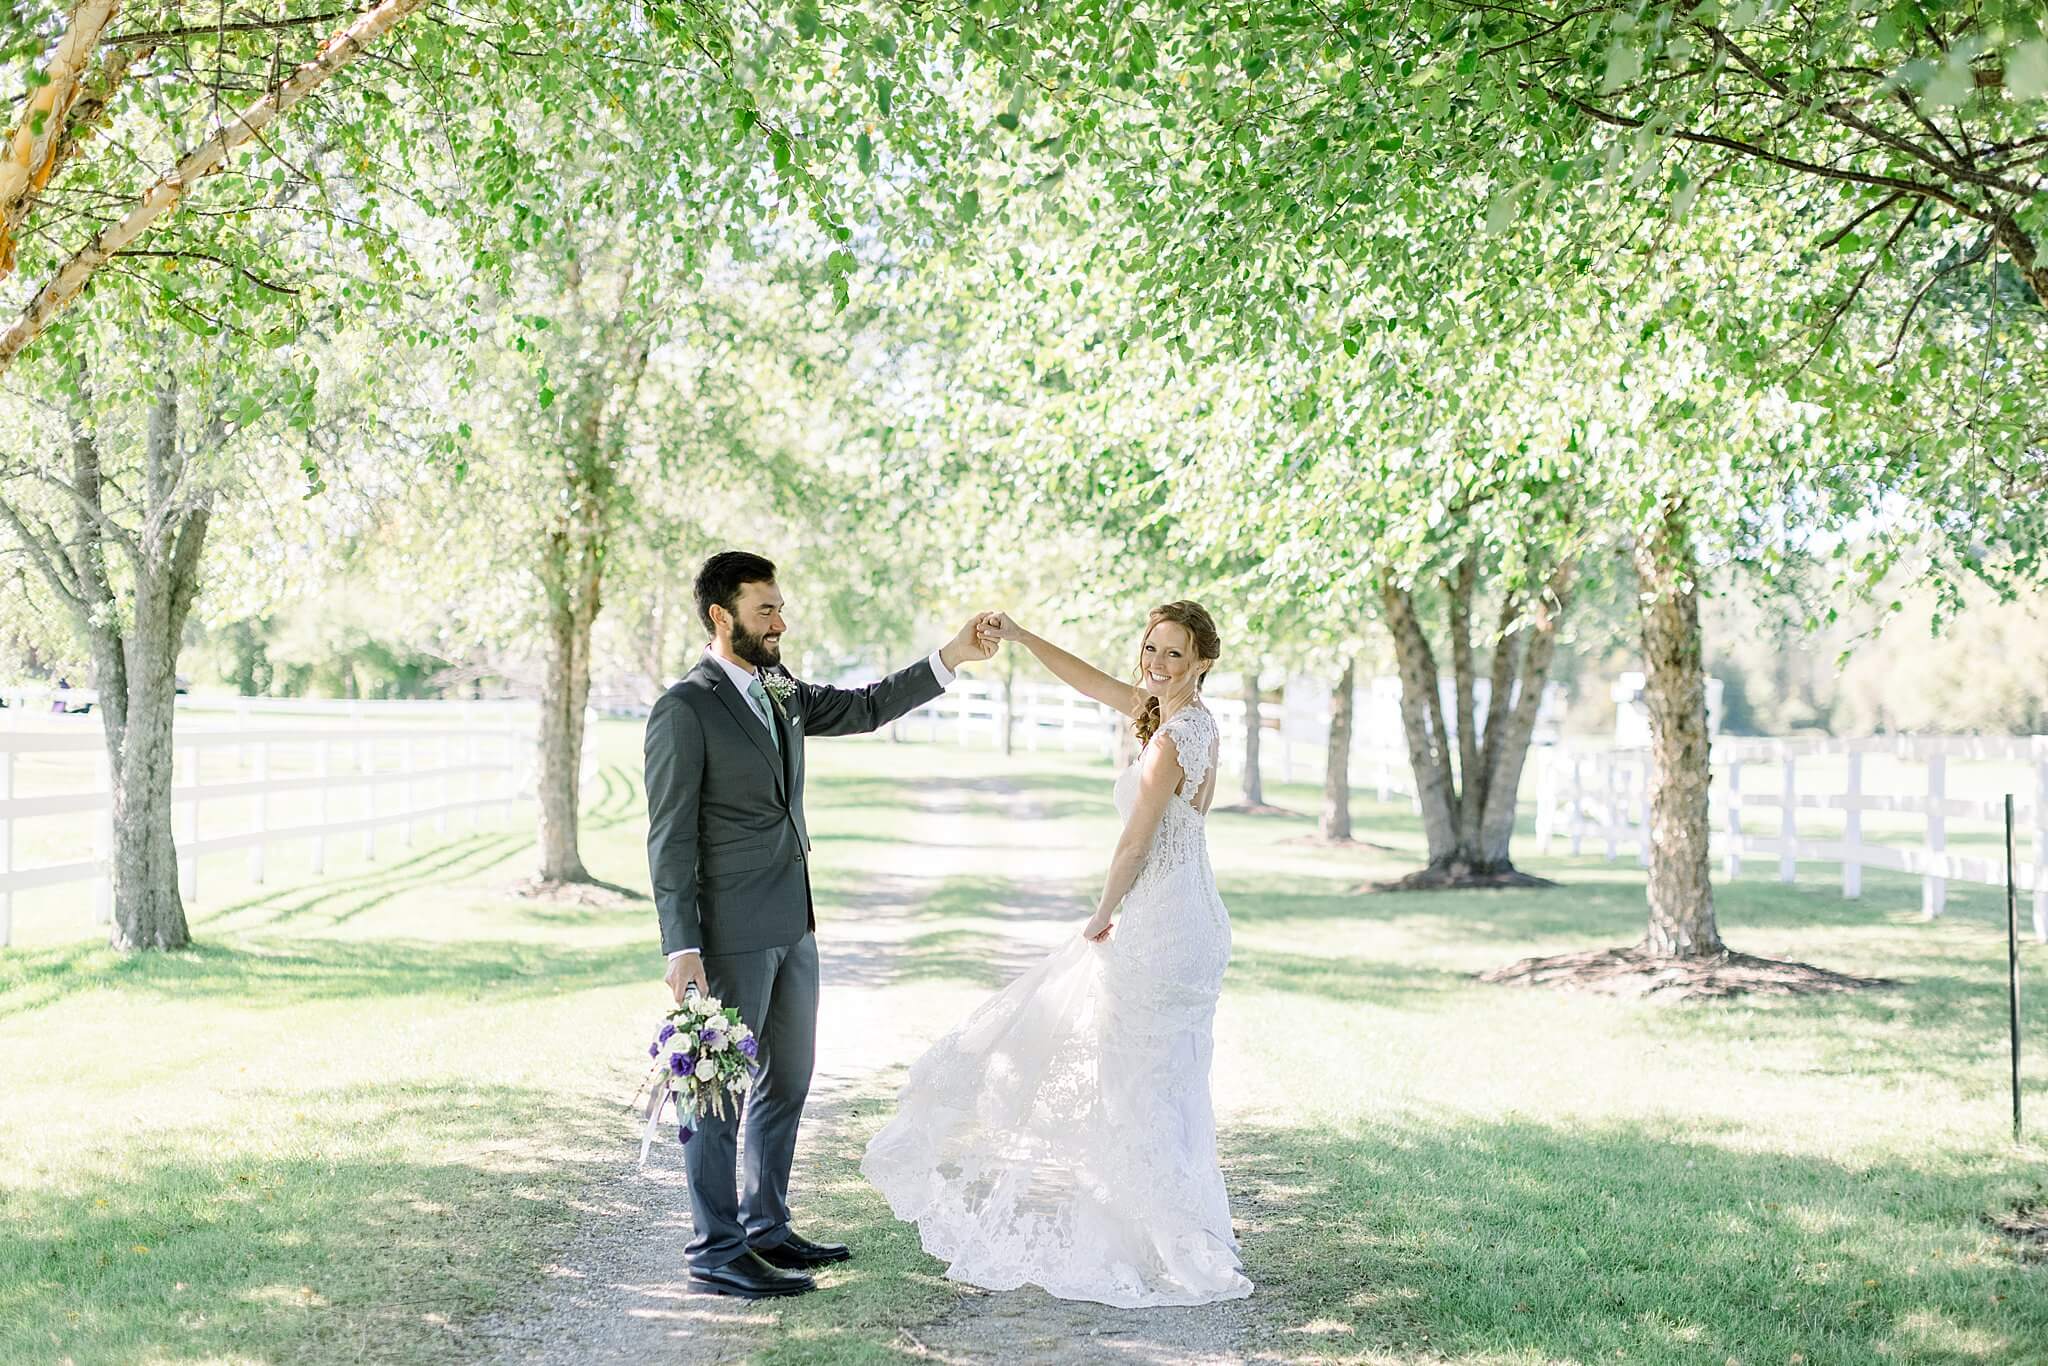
940, 613, 1002, 672
666, 950, 708, 1003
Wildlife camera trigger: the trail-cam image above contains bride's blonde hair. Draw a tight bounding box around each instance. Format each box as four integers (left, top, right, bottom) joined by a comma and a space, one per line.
1133, 601, 1222, 747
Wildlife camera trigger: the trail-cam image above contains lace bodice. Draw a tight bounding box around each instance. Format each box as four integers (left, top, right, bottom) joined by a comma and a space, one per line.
1116, 705, 1220, 901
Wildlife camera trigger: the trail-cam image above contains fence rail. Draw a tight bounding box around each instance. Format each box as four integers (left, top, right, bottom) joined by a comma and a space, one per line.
0, 700, 592, 946
887, 679, 1423, 798
898, 683, 2047, 941
1535, 735, 2048, 941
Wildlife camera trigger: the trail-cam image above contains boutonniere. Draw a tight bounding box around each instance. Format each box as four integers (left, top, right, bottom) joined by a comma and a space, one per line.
760, 671, 798, 709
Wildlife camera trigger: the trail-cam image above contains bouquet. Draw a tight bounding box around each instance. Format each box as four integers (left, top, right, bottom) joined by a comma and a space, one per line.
634, 990, 760, 1166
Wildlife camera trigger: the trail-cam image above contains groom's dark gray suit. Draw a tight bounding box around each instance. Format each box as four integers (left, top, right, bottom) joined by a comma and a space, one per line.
644, 650, 945, 1270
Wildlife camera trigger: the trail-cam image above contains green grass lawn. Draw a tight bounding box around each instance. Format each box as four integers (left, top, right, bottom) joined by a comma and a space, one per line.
3, 722, 2045, 1364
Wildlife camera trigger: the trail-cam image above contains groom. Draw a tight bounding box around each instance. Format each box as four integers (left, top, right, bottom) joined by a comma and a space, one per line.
645, 549, 998, 1299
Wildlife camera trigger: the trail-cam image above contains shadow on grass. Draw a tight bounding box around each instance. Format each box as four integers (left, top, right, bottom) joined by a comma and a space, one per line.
1228, 1113, 2048, 1364
0, 934, 651, 1021
0, 1082, 615, 1366
1229, 945, 1471, 1008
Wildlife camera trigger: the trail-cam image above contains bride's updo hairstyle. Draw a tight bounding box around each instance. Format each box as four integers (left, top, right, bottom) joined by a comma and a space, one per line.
1133, 600, 1222, 748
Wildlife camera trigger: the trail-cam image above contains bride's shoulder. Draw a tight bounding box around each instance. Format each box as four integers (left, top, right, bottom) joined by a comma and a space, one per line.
1159, 705, 1219, 751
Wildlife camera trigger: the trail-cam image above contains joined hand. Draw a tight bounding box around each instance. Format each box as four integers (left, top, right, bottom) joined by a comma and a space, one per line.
943, 612, 1004, 670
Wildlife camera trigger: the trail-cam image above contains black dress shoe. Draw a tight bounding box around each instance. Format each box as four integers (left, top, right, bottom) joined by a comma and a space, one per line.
688, 1250, 815, 1298
751, 1231, 852, 1269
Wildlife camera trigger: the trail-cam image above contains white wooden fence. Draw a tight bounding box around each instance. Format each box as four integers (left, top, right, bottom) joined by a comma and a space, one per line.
1535, 735, 2048, 941
0, 699, 592, 947
889, 679, 1418, 792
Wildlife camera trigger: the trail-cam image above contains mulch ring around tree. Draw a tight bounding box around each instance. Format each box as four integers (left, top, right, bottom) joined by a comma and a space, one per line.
1991, 1203, 2048, 1261
1360, 864, 1559, 893
1476, 945, 1895, 1002
509, 875, 648, 907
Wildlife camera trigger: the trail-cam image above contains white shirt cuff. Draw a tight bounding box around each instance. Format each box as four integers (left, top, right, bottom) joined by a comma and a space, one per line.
667, 949, 698, 961
928, 648, 956, 687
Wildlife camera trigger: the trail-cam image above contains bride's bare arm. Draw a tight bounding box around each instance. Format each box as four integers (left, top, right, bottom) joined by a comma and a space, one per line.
989, 614, 1144, 718
1083, 734, 1184, 939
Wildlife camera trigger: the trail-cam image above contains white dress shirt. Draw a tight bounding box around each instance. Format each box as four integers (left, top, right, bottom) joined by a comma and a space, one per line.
667, 644, 956, 962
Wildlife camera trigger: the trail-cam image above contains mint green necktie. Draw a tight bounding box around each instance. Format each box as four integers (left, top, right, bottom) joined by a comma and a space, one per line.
745, 675, 780, 754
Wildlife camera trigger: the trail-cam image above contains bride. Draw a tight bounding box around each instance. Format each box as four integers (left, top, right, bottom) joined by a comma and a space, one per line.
861, 601, 1252, 1308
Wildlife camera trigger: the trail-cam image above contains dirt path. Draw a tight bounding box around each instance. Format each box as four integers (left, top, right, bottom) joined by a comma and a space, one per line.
473, 772, 1266, 1366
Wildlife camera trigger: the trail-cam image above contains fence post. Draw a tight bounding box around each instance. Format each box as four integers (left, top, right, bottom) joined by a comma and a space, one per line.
92, 748, 112, 924
468, 731, 482, 829
312, 740, 330, 876
1568, 753, 1585, 857
0, 748, 12, 947
248, 740, 269, 884
362, 738, 378, 861
178, 742, 198, 903
1724, 757, 1743, 881
1604, 755, 1620, 862
1535, 749, 1554, 855
1923, 752, 1947, 919
1779, 752, 1798, 884
1841, 751, 1863, 900
435, 734, 450, 836
400, 735, 415, 851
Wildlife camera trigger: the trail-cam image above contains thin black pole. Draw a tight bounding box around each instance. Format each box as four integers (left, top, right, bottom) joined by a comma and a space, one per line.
2007, 793, 2023, 1143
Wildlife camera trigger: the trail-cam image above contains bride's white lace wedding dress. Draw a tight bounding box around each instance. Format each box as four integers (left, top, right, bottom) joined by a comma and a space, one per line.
861, 705, 1251, 1308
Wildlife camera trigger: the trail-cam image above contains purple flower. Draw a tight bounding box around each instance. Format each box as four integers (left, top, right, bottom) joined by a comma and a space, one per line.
700, 1027, 722, 1048
668, 1051, 690, 1076
677, 1122, 694, 1144
738, 1037, 759, 1060
657, 1023, 677, 1045
648, 1042, 660, 1059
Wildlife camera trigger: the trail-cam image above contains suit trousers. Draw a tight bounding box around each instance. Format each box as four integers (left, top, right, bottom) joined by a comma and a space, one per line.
682, 931, 819, 1269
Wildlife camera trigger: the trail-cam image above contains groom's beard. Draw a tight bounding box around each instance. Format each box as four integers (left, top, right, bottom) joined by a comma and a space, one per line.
731, 620, 782, 670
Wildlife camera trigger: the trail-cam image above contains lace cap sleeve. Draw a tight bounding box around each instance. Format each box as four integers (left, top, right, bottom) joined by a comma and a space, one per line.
1159, 707, 1218, 792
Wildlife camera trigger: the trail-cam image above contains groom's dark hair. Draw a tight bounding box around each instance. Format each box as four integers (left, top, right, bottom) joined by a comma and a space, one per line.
696, 551, 778, 633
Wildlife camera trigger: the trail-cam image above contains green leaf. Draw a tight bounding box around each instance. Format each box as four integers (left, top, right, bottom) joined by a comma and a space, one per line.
1923, 57, 1972, 109
855, 131, 876, 174
537, 385, 556, 410
794, 4, 820, 39
2010, 40, 2048, 101
956, 189, 980, 223
1601, 40, 1643, 94
1484, 187, 1520, 235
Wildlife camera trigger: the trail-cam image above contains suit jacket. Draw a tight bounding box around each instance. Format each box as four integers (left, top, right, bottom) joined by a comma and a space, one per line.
645, 652, 945, 957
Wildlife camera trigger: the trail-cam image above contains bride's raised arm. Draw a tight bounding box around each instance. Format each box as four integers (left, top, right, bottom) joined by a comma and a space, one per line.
988, 614, 1145, 719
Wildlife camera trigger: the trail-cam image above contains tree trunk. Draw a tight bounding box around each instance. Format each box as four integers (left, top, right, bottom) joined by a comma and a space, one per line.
1379, 577, 1459, 855
535, 525, 600, 884
1445, 556, 1485, 855
105, 625, 190, 951
1635, 508, 1723, 957
1240, 670, 1264, 806
1475, 565, 1572, 868
526, 296, 649, 887
1380, 561, 1572, 885
0, 372, 215, 950
1320, 656, 1355, 841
